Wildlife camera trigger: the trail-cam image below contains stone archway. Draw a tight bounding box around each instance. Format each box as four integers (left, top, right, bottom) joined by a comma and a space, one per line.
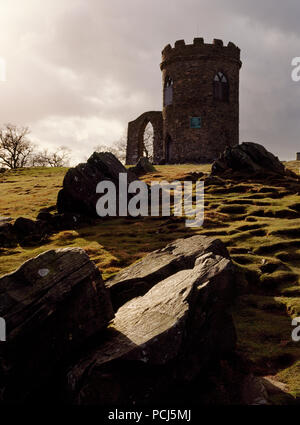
126, 111, 163, 165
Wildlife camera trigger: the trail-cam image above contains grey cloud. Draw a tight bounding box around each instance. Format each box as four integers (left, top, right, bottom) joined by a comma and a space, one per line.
0, 0, 299, 161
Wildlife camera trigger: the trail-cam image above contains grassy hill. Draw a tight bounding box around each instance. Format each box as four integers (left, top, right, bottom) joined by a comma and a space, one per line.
0, 162, 300, 403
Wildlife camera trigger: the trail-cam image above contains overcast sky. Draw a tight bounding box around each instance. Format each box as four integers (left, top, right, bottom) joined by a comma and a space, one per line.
0, 0, 300, 163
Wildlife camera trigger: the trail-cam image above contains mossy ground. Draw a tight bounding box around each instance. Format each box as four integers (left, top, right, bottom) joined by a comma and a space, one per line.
0, 167, 67, 219
1, 161, 300, 403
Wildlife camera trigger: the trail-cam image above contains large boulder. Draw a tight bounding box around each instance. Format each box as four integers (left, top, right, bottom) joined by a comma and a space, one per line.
0, 247, 114, 403
130, 157, 156, 176
37, 211, 91, 231
211, 142, 295, 177
65, 238, 236, 405
106, 235, 229, 310
13, 217, 51, 245
57, 152, 136, 216
0, 222, 17, 248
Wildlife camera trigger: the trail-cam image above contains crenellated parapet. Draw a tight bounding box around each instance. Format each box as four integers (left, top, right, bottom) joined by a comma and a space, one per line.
161, 38, 241, 69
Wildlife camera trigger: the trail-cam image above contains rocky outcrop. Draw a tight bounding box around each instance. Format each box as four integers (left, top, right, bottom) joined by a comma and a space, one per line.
37, 211, 92, 231
0, 222, 17, 247
130, 157, 156, 176
211, 142, 296, 178
242, 375, 270, 405
57, 152, 136, 216
13, 217, 51, 245
0, 235, 238, 405
180, 171, 204, 181
0, 247, 114, 403
0, 216, 13, 224
106, 235, 229, 310
65, 236, 236, 405
0, 213, 93, 248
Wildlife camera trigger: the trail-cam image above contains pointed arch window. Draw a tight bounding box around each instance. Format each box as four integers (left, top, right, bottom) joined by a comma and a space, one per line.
164, 76, 173, 106
142, 122, 154, 162
213, 72, 229, 102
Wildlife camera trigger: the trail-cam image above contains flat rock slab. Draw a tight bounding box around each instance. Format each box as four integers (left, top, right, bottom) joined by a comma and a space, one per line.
106, 235, 229, 310
0, 247, 114, 403
66, 243, 236, 405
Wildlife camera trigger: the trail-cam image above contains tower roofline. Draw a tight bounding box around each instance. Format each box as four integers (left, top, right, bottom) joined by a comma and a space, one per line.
161, 38, 241, 70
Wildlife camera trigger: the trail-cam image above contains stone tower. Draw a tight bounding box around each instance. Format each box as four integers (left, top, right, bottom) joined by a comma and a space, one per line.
126, 38, 242, 165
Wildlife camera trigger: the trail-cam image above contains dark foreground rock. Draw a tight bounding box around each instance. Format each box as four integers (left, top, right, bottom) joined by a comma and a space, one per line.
37, 211, 92, 231
57, 152, 136, 216
65, 236, 236, 405
211, 142, 296, 178
13, 217, 51, 245
0, 235, 239, 405
0, 213, 93, 248
0, 216, 13, 224
0, 222, 17, 247
130, 157, 156, 176
106, 235, 229, 310
0, 247, 114, 403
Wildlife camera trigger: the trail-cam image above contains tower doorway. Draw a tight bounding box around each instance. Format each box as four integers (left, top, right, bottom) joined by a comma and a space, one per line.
165, 134, 172, 163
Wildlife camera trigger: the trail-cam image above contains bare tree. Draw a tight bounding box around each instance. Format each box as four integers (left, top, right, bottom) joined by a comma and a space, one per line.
46, 146, 70, 167
93, 126, 155, 165
115, 139, 127, 163
30, 149, 49, 167
94, 138, 127, 164
31, 146, 70, 167
94, 125, 153, 165
0, 124, 34, 169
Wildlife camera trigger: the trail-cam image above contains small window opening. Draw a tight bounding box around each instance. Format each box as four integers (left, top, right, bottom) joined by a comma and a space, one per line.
213, 72, 229, 101
164, 76, 173, 106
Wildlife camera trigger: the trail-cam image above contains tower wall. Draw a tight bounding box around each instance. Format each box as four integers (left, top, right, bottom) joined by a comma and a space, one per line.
160, 38, 242, 163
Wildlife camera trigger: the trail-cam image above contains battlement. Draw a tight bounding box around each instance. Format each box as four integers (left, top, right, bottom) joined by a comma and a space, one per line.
161, 38, 241, 68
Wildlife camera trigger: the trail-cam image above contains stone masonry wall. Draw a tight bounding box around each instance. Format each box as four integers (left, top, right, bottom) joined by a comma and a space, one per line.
161, 38, 242, 163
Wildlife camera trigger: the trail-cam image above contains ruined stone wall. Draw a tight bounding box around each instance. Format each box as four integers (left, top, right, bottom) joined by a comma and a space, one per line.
161, 38, 242, 163
126, 111, 163, 165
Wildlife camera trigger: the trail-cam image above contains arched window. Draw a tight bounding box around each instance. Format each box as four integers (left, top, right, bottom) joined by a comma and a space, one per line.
213, 72, 229, 101
142, 122, 154, 162
164, 76, 173, 106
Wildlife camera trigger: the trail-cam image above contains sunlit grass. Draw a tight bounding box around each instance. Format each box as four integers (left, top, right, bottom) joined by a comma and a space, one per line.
0, 167, 67, 219
0, 161, 300, 402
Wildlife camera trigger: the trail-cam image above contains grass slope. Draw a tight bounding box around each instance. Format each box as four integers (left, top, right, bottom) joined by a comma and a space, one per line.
0, 162, 300, 403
